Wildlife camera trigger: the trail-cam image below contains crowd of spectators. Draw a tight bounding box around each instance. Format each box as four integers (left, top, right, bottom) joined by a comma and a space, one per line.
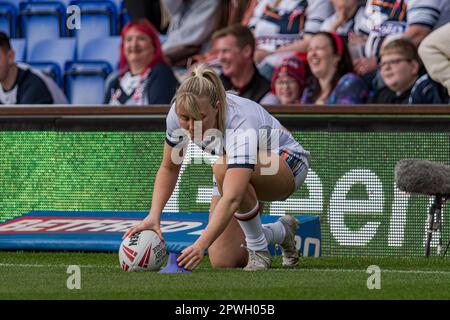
1, 0, 450, 106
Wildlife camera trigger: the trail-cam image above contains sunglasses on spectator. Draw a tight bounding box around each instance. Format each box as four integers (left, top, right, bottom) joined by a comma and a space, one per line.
379, 58, 412, 70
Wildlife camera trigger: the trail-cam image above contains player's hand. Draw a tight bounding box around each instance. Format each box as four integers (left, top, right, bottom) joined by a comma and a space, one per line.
177, 243, 206, 270
122, 215, 163, 241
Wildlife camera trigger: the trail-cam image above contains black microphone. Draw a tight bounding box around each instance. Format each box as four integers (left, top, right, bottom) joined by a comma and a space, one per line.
395, 159, 450, 196
395, 159, 450, 257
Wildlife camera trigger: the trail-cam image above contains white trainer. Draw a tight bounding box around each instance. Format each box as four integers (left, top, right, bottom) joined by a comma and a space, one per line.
279, 215, 300, 267
241, 244, 271, 271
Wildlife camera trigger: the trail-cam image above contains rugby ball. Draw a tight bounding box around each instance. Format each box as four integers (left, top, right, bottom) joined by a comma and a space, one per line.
119, 230, 167, 272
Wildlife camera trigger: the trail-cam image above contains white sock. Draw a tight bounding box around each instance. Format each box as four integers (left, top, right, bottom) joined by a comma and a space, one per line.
234, 202, 268, 252
262, 221, 286, 245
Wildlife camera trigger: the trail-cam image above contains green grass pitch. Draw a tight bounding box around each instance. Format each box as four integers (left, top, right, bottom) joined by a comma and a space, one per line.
1, 251, 450, 299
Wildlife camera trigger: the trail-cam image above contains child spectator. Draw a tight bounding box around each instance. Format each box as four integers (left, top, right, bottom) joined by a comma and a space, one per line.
369, 38, 421, 104
261, 55, 307, 105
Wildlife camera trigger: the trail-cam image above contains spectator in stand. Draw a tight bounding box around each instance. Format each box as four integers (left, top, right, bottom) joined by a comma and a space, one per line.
213, 24, 271, 103
124, 0, 168, 34
321, 0, 368, 35
251, 0, 334, 82
355, 0, 450, 78
301, 32, 368, 105
261, 55, 307, 105
418, 22, 450, 100
104, 19, 178, 105
367, 38, 441, 104
161, 0, 220, 67
320, 0, 370, 60
188, 0, 259, 66
252, 0, 334, 68
0, 32, 67, 104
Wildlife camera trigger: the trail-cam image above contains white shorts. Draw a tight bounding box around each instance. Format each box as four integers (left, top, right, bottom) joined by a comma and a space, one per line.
279, 149, 309, 192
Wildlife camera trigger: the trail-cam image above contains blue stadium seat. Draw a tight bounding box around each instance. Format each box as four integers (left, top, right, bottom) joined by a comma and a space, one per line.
2, 0, 22, 11
78, 36, 120, 70
27, 37, 75, 70
27, 37, 76, 86
30, 0, 72, 7
10, 37, 25, 61
72, 0, 121, 11
28, 61, 61, 86
64, 61, 111, 104
20, 1, 66, 56
69, 1, 117, 57
0, 2, 17, 37
109, 0, 121, 12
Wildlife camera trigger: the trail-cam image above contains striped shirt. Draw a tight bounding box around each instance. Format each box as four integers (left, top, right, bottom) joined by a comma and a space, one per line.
365, 0, 450, 57
249, 0, 334, 51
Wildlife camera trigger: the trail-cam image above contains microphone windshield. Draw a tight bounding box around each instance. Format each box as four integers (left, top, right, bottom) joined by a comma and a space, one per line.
395, 159, 450, 196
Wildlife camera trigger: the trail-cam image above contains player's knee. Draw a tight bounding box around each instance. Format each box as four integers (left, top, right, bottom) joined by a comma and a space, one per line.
210, 256, 246, 269
209, 243, 247, 269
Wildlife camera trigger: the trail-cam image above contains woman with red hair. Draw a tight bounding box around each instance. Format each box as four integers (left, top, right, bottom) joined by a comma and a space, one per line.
104, 19, 179, 105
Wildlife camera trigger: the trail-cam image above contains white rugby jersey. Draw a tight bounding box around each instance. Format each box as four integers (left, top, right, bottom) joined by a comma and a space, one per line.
165, 93, 310, 169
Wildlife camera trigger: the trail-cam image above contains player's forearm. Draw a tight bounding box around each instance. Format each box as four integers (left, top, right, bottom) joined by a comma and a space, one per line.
148, 166, 180, 219
195, 196, 240, 249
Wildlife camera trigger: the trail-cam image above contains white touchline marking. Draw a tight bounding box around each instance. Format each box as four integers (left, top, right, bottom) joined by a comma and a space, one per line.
0, 263, 118, 269
0, 264, 449, 275
269, 268, 450, 275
